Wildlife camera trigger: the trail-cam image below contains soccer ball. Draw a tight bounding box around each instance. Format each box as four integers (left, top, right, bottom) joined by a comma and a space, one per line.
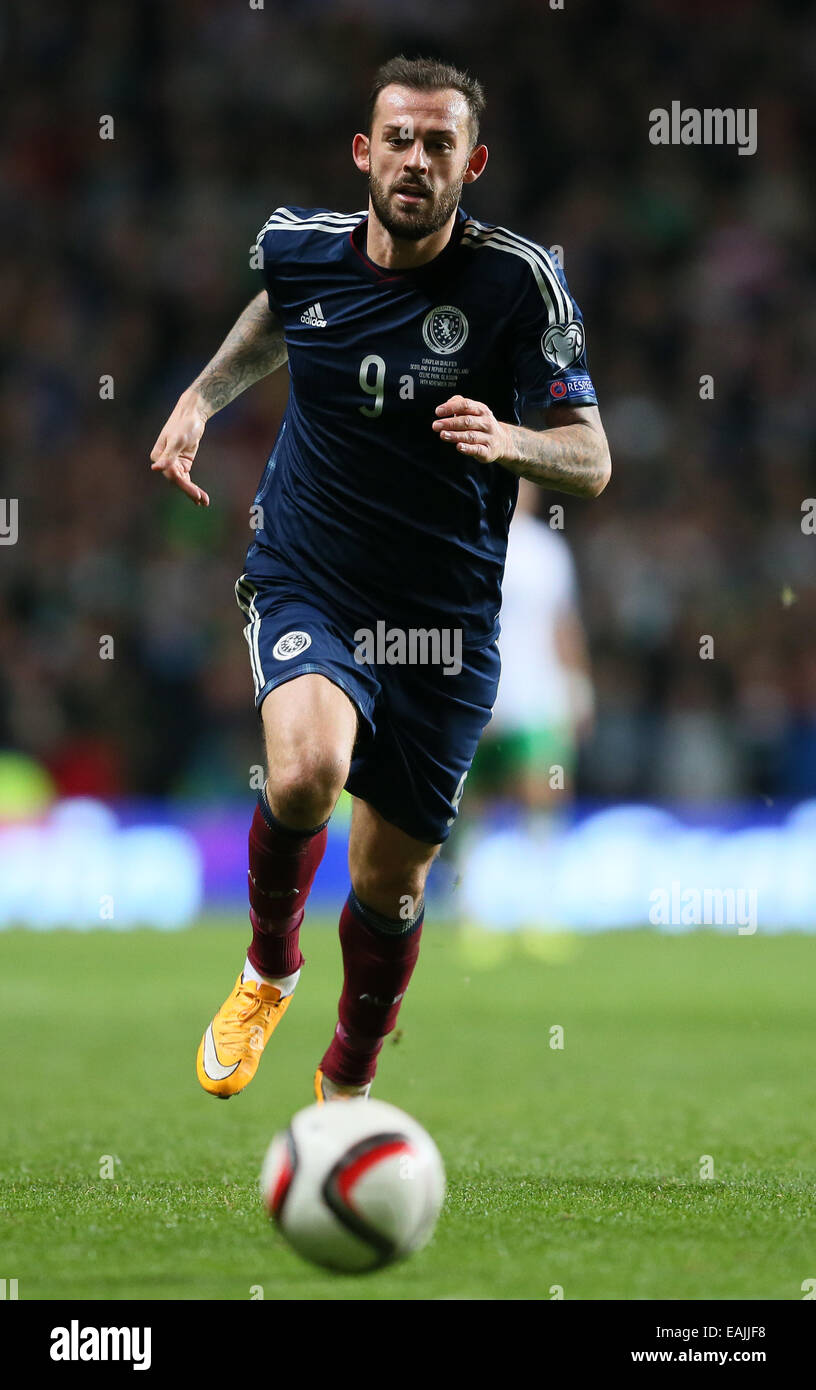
260, 1098, 446, 1273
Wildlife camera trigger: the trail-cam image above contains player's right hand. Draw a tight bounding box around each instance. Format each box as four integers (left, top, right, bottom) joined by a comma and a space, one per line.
150, 391, 211, 507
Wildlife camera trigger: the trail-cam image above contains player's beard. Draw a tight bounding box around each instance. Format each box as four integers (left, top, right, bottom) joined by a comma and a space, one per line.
368, 169, 465, 242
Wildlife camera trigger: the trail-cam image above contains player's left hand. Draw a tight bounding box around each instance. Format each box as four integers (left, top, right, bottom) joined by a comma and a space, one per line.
432, 396, 514, 464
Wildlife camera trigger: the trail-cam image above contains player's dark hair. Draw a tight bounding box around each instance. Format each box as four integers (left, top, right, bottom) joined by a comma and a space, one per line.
367, 55, 486, 148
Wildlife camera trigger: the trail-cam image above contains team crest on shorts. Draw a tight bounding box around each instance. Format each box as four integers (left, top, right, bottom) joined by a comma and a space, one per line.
422, 305, 469, 355
273, 630, 312, 661
541, 320, 584, 371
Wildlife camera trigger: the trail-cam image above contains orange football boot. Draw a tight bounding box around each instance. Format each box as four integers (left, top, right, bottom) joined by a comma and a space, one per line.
197, 974, 294, 1098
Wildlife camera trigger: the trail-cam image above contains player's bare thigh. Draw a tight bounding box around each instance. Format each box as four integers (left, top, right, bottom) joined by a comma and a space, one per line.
260, 673, 358, 830
348, 796, 441, 920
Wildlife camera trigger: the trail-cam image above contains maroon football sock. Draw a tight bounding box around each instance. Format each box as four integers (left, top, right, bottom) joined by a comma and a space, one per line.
320, 891, 424, 1086
245, 785, 328, 979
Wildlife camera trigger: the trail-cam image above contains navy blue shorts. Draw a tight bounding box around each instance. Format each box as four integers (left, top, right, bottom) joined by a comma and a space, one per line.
235, 573, 500, 844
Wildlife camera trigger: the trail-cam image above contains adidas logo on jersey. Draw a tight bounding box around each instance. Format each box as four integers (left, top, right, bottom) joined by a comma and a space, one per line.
300, 302, 328, 327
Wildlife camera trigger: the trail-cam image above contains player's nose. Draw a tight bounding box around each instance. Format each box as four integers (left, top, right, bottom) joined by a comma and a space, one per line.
404, 141, 429, 173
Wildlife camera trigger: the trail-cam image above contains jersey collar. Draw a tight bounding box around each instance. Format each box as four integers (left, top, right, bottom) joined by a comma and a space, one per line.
347, 206, 468, 284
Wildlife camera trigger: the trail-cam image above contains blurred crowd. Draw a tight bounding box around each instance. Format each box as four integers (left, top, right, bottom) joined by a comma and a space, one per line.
1, 0, 815, 807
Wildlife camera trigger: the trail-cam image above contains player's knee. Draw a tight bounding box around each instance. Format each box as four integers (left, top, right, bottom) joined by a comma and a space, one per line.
352, 864, 428, 921
266, 747, 348, 827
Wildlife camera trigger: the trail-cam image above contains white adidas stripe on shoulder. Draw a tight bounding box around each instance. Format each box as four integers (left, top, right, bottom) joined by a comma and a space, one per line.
271, 208, 367, 224
462, 219, 570, 325
256, 208, 367, 245
462, 216, 567, 277
465, 216, 564, 267
462, 220, 569, 324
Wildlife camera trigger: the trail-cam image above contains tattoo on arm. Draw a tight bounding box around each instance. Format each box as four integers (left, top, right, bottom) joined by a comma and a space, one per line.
190, 292, 288, 416
501, 421, 610, 498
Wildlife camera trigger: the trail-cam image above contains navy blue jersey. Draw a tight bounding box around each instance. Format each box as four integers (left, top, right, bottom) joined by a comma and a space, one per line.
246, 205, 597, 644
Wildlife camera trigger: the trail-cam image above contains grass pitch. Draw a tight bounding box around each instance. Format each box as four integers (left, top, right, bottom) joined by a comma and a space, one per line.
1, 919, 814, 1301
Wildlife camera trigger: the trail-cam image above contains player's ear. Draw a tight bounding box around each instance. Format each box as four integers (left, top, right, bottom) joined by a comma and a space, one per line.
352, 133, 371, 174
462, 144, 488, 184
